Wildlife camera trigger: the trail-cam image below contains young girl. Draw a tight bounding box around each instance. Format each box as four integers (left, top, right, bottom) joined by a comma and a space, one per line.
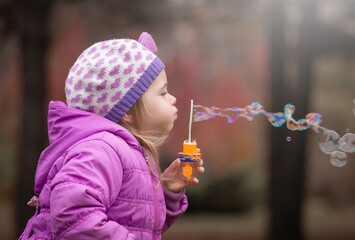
20, 32, 204, 240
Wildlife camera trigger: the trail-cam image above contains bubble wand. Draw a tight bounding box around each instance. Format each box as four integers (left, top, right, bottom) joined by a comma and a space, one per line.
188, 99, 193, 142
178, 100, 201, 179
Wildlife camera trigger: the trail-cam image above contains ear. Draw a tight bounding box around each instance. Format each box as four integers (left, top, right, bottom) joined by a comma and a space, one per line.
138, 32, 158, 53
121, 113, 133, 124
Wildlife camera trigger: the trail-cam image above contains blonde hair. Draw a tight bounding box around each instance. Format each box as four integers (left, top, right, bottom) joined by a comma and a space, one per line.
118, 97, 169, 183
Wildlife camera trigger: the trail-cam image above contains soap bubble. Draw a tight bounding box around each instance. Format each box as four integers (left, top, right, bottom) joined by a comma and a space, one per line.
338, 133, 355, 153
286, 136, 292, 142
330, 151, 348, 167
319, 129, 340, 154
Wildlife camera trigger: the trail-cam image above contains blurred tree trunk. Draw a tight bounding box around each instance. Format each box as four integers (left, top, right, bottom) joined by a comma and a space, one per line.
268, 0, 314, 240
16, 0, 51, 237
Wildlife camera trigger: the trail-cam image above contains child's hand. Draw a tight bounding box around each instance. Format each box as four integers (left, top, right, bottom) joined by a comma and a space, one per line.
161, 148, 205, 193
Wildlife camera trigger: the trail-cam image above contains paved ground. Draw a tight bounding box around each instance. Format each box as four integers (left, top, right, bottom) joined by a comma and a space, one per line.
163, 212, 266, 240
163, 199, 355, 240
2, 197, 355, 240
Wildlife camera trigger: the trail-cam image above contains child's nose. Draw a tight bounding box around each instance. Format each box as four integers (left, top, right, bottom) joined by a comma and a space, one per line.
170, 94, 177, 105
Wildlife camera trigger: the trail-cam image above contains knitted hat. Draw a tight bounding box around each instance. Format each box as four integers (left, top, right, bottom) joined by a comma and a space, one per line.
65, 32, 165, 122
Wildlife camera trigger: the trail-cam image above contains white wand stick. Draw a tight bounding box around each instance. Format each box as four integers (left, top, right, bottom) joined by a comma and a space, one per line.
188, 100, 193, 143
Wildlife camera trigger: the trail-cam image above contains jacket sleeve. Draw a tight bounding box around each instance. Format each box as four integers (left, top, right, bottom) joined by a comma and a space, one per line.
49, 139, 135, 240
162, 187, 188, 233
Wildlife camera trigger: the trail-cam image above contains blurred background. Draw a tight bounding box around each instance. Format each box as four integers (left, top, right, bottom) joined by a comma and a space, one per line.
1, 0, 355, 239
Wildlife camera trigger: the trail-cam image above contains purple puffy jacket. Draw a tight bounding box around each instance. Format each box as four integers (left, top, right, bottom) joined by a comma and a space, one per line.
20, 101, 188, 240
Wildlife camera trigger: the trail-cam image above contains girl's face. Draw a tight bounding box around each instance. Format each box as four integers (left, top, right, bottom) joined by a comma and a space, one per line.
141, 70, 178, 134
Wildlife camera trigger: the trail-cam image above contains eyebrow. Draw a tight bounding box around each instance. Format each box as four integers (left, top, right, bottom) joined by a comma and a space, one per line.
159, 81, 168, 90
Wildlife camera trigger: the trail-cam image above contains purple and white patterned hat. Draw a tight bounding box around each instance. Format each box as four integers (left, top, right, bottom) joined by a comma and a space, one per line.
65, 32, 165, 122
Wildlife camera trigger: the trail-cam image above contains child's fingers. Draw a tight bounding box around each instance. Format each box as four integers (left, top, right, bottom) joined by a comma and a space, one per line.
171, 158, 181, 168
196, 148, 201, 153
186, 177, 199, 186
192, 178, 199, 185
198, 166, 205, 174
174, 158, 181, 164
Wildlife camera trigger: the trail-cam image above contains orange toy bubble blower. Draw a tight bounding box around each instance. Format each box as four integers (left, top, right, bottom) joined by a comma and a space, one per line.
178, 100, 201, 179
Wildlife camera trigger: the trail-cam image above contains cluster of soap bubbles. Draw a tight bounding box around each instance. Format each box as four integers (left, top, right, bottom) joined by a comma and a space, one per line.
193, 102, 355, 167
318, 129, 354, 167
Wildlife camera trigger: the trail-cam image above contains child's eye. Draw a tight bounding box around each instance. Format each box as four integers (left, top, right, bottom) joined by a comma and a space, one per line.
161, 91, 168, 96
